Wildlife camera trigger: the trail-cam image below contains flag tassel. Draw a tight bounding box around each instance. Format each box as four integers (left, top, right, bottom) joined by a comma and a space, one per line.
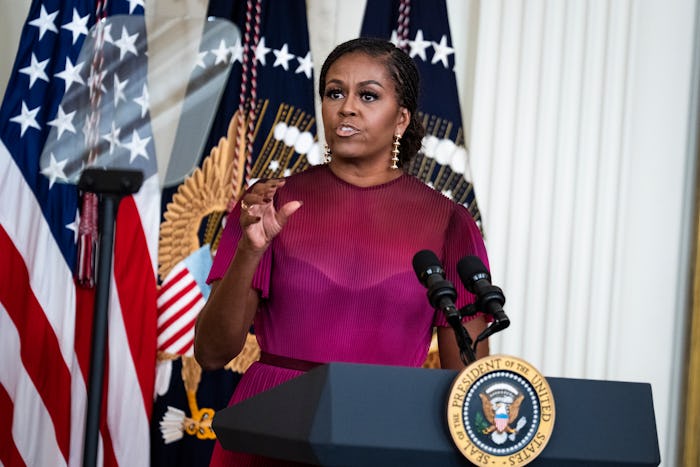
77, 192, 99, 288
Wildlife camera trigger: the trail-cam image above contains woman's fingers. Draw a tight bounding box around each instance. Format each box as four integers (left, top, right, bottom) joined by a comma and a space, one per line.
276, 201, 303, 227
239, 179, 285, 213
239, 179, 302, 238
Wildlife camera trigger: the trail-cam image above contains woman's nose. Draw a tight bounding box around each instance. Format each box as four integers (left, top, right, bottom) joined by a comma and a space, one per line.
339, 95, 358, 116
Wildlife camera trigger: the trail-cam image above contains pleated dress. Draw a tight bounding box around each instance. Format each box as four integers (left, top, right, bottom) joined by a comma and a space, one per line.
207, 165, 488, 466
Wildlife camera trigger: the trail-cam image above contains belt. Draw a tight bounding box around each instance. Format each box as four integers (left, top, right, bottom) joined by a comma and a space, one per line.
258, 351, 324, 372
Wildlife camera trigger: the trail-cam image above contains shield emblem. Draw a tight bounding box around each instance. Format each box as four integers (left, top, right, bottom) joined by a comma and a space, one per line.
495, 409, 509, 432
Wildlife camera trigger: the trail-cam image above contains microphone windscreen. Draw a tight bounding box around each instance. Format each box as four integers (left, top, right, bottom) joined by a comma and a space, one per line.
412, 250, 441, 283
457, 256, 490, 292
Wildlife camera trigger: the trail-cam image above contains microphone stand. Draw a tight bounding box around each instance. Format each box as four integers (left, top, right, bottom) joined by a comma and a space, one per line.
455, 300, 511, 364
449, 304, 479, 365
77, 168, 143, 467
446, 310, 477, 365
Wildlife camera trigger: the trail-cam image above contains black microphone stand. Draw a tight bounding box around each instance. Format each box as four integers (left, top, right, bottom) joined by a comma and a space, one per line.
77, 168, 143, 467
446, 310, 477, 365
455, 299, 511, 364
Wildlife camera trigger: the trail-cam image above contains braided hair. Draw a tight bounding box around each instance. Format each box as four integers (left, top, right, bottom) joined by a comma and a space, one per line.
319, 37, 425, 166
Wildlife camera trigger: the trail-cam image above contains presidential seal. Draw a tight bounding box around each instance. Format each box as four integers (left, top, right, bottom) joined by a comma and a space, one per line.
446, 355, 555, 466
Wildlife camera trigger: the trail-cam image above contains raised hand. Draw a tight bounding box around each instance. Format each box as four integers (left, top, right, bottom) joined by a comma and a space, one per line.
237, 179, 302, 253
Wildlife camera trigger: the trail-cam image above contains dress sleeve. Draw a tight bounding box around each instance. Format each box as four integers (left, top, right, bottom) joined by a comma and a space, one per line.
205, 201, 273, 299
432, 204, 490, 327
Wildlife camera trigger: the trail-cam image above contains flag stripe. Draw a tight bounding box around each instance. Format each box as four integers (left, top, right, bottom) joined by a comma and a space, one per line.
157, 290, 201, 334
0, 304, 67, 467
157, 271, 195, 310
0, 365, 27, 467
157, 264, 188, 296
106, 176, 159, 466
0, 226, 72, 459
170, 336, 195, 357
158, 313, 197, 350
157, 281, 198, 325
112, 191, 157, 416
0, 143, 76, 369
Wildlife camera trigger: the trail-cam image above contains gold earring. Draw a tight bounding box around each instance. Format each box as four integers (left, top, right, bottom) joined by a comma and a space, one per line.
324, 144, 332, 163
391, 134, 401, 169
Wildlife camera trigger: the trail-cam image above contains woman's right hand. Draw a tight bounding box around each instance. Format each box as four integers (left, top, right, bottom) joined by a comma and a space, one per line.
237, 179, 302, 253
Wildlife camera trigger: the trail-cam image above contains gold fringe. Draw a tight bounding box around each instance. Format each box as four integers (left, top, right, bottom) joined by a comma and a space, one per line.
225, 333, 261, 374
421, 332, 441, 369
682, 153, 700, 465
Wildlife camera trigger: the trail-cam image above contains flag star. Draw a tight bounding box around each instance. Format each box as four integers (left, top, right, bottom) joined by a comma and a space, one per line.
123, 130, 151, 163
19, 53, 50, 88
254, 37, 271, 65
133, 84, 149, 118
41, 153, 69, 189
92, 21, 115, 44
103, 23, 114, 44
10, 102, 41, 136
62, 8, 90, 45
211, 39, 229, 65
390, 30, 399, 46
194, 50, 208, 69
47, 106, 77, 139
102, 121, 122, 154
127, 0, 145, 14
229, 38, 243, 64
431, 35, 454, 68
273, 44, 295, 71
114, 26, 139, 61
269, 160, 280, 171
55, 56, 85, 91
66, 209, 80, 243
389, 30, 406, 49
408, 30, 431, 62
295, 51, 313, 79
113, 73, 129, 107
28, 5, 58, 40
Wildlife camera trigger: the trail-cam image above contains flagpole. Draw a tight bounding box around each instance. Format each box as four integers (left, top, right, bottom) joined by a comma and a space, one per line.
78, 168, 144, 467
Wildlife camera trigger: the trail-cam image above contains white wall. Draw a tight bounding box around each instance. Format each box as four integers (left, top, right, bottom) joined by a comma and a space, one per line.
2, 1, 697, 465
461, 3, 698, 467
0, 0, 30, 96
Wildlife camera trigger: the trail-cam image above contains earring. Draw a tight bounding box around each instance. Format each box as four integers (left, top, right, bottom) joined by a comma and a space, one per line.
391, 134, 401, 169
324, 144, 332, 163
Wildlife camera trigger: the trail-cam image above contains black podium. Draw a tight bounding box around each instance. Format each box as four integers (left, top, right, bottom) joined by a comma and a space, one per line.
212, 363, 660, 466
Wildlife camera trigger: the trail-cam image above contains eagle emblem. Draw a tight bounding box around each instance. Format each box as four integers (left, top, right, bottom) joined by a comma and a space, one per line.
479, 383, 527, 445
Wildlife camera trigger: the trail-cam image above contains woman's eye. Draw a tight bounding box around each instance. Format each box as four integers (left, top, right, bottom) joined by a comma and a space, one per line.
325, 89, 344, 100
361, 92, 378, 102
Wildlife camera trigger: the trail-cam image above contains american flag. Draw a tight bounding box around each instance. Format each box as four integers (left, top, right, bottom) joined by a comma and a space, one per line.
151, 1, 317, 464
0, 1, 158, 466
361, 0, 483, 224
157, 246, 212, 357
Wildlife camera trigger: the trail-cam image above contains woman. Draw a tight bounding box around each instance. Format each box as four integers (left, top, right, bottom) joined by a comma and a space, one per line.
195, 37, 490, 466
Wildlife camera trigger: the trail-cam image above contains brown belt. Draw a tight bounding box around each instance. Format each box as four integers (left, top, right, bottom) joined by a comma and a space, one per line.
259, 351, 324, 372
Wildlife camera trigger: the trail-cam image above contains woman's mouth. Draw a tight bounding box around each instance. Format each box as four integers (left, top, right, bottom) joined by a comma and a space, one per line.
336, 124, 360, 137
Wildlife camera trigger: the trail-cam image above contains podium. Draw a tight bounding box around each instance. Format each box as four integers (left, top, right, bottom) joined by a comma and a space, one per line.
212, 363, 660, 466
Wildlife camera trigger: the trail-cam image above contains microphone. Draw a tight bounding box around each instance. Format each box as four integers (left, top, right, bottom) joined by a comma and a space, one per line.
412, 250, 460, 323
457, 256, 510, 340
413, 250, 476, 364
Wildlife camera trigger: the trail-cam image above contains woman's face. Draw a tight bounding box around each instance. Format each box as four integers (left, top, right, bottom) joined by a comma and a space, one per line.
321, 52, 409, 165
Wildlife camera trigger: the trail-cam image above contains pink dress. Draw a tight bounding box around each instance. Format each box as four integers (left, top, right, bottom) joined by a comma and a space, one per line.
207, 165, 488, 466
